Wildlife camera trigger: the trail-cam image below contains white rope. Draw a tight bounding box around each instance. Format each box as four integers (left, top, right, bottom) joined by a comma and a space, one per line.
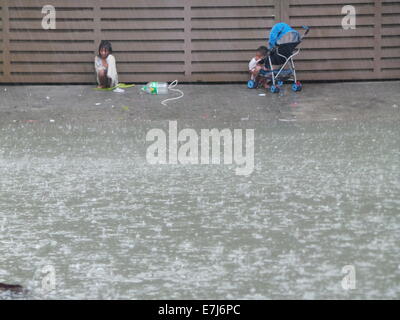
161, 80, 184, 106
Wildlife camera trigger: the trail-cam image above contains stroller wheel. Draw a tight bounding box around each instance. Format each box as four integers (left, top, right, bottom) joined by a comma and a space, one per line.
247, 80, 258, 89
292, 82, 302, 92
270, 85, 280, 93
277, 80, 284, 87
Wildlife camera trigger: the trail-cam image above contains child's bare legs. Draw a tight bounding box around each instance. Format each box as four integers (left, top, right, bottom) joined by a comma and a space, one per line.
261, 79, 270, 89
256, 66, 271, 89
257, 77, 270, 90
97, 69, 110, 88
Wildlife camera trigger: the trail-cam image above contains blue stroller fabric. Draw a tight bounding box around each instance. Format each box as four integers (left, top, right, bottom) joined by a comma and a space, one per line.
266, 23, 301, 67
268, 22, 300, 49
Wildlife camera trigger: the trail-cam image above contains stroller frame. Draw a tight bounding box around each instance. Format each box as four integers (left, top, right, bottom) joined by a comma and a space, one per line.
259, 26, 310, 93
267, 43, 301, 87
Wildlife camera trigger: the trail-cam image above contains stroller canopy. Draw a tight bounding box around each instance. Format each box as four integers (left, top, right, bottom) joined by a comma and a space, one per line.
268, 23, 300, 49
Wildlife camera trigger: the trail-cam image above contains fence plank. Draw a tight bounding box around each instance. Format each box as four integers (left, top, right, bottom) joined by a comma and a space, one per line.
1, 3, 10, 81
0, 0, 398, 83
374, 0, 383, 77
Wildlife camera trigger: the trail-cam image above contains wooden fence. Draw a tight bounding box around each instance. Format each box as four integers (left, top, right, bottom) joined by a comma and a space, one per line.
0, 0, 399, 83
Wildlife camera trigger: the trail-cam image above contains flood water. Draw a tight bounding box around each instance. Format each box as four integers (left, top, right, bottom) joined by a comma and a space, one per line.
0, 86, 399, 299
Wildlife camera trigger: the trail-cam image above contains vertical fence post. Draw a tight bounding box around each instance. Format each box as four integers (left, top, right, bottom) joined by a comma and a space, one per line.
274, 0, 281, 22
373, 0, 382, 79
93, 1, 101, 55
280, 0, 290, 24
184, 0, 192, 81
92, 1, 102, 84
2, 0, 11, 82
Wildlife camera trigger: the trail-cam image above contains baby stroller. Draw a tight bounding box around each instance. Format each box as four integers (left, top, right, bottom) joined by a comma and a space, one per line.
251, 24, 310, 93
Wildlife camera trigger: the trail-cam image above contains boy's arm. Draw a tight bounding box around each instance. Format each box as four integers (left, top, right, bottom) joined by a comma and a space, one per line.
249, 58, 258, 71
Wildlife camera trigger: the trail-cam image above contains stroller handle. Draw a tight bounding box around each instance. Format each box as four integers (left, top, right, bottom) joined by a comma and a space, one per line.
302, 26, 310, 37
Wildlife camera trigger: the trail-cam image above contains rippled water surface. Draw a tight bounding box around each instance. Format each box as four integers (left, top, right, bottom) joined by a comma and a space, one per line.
0, 89, 399, 299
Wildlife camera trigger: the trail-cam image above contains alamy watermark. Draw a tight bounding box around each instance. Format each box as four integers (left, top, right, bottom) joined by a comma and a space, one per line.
39, 5, 357, 34
32, 264, 56, 294
41, 265, 56, 293
42, 5, 56, 30
341, 265, 356, 290
342, 5, 357, 30
146, 121, 255, 176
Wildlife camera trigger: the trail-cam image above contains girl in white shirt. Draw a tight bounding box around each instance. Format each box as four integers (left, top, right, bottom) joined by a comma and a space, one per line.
95, 40, 119, 88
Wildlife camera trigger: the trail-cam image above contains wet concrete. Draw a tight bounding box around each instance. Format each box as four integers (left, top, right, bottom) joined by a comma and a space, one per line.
0, 81, 399, 124
0, 81, 399, 299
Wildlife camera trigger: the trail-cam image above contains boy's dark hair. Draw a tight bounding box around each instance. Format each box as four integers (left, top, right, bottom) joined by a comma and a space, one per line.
256, 46, 269, 57
98, 40, 113, 56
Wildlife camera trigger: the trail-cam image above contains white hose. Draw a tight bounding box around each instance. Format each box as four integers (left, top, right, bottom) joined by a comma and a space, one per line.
161, 80, 184, 106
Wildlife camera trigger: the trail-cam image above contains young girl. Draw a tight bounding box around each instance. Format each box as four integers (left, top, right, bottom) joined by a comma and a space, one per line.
95, 40, 118, 88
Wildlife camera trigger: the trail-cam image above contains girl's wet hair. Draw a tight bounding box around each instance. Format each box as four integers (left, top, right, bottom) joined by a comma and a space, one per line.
98, 40, 113, 56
